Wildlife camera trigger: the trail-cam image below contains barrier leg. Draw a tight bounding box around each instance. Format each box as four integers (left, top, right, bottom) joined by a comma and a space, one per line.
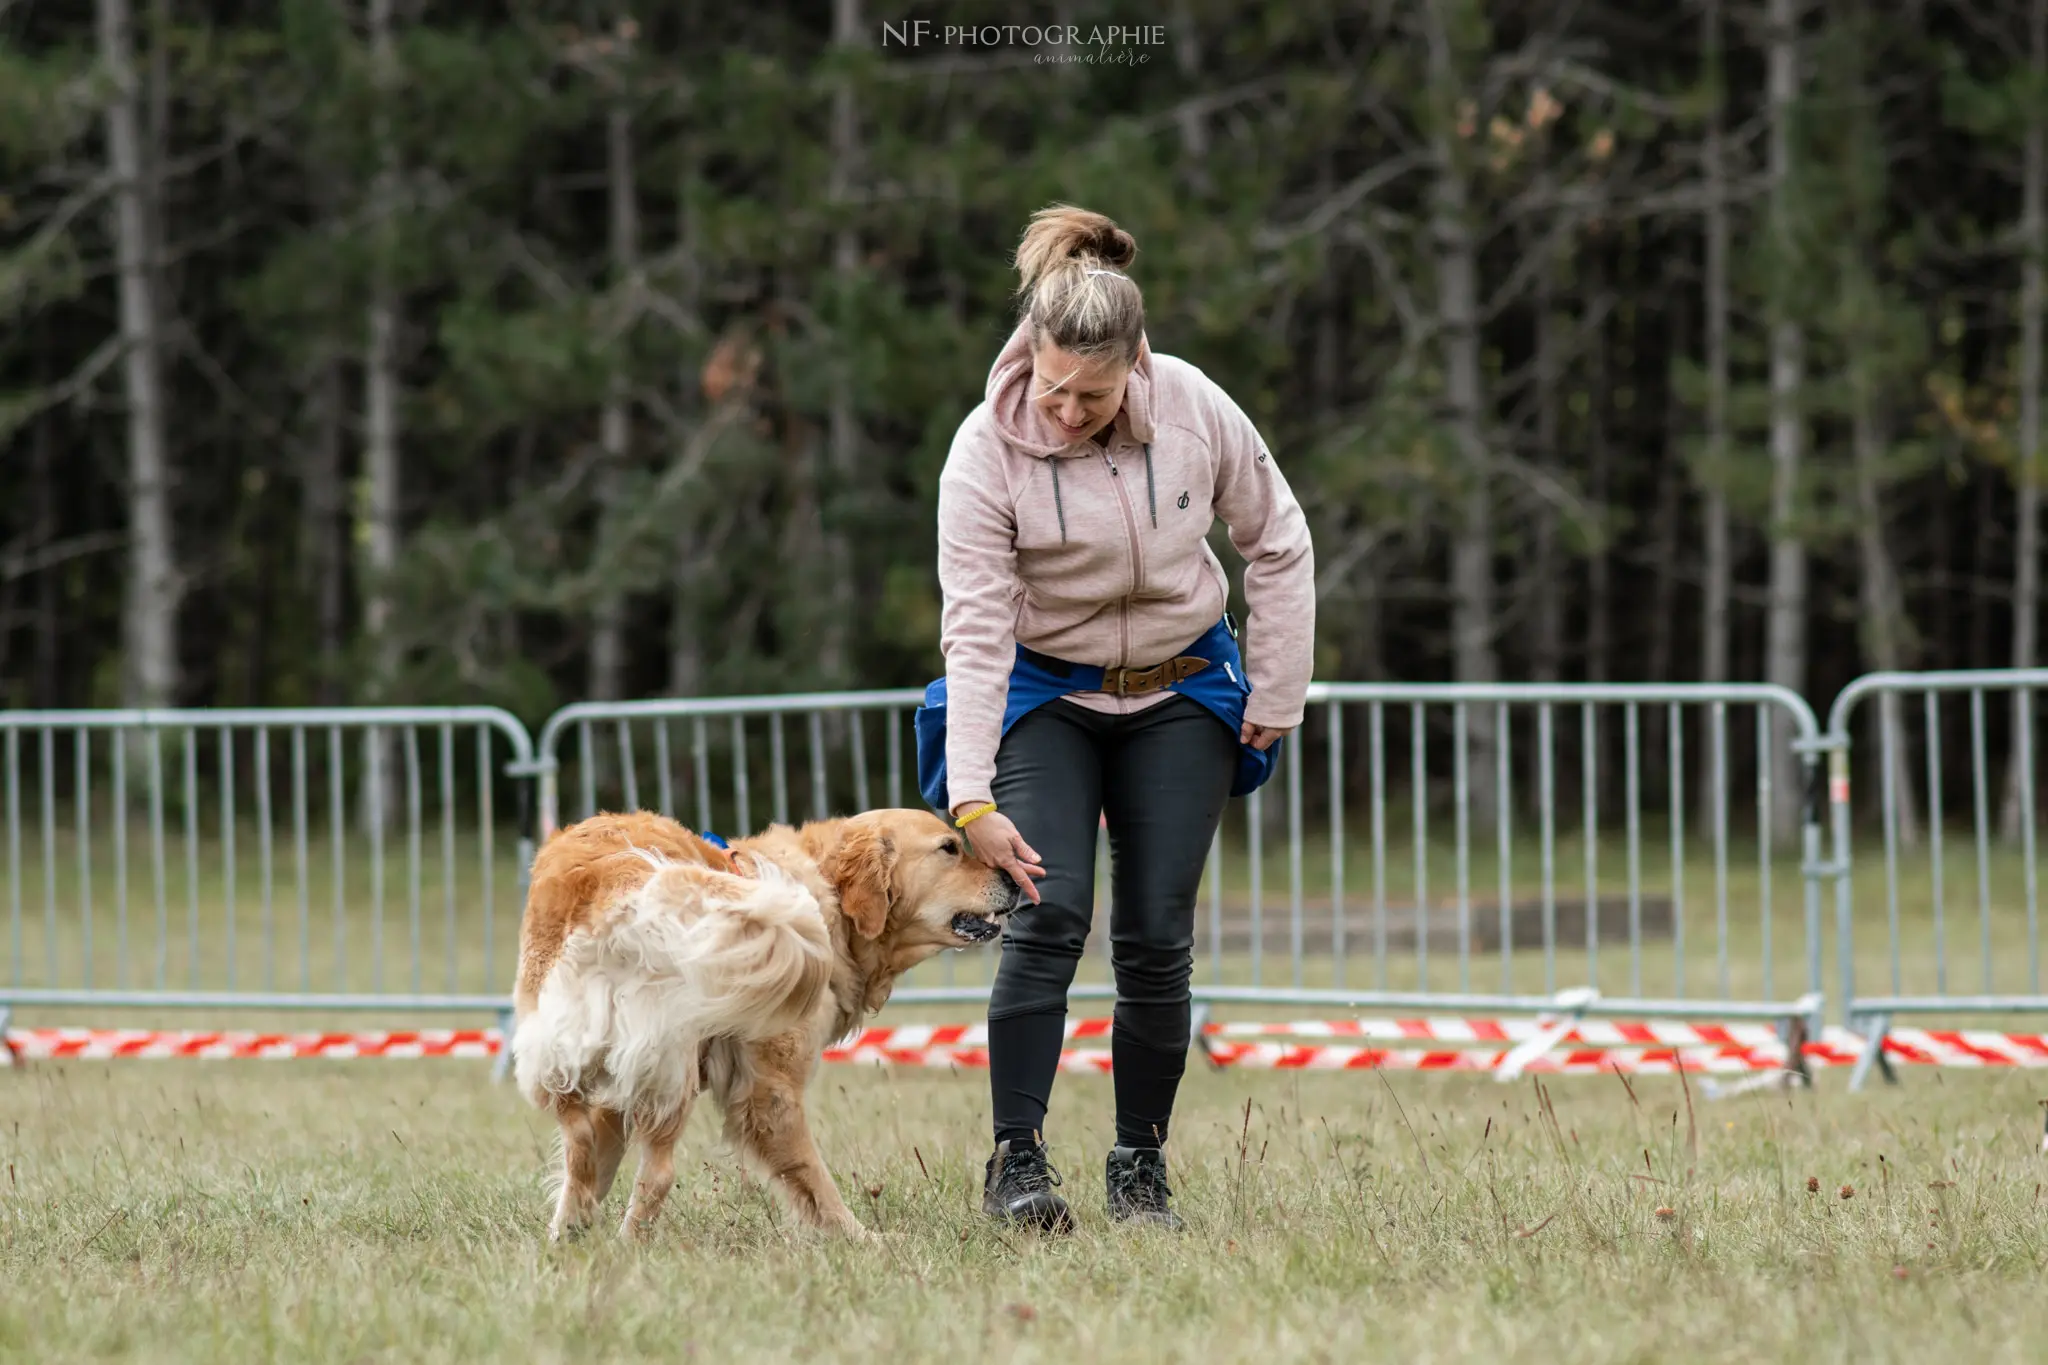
1778, 1012, 1813, 1089
1847, 1012, 1896, 1092
492, 1006, 516, 1084
1188, 1002, 1216, 1068
1494, 987, 1597, 1083
0, 1005, 12, 1068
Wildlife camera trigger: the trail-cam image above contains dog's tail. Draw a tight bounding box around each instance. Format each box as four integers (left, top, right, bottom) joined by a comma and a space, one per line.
513, 852, 835, 1115
662, 854, 836, 1045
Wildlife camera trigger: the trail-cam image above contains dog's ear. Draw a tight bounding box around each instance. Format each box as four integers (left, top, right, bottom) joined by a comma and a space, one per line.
825, 824, 896, 940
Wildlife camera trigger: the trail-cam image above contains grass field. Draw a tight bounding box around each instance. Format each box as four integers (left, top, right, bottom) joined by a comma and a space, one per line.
3, 1056, 2046, 1363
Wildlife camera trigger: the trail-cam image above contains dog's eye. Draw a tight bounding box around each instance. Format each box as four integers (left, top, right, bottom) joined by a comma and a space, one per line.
940, 838, 961, 856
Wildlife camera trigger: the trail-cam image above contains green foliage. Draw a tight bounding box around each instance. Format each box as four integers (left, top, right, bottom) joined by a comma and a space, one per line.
3, 0, 2046, 719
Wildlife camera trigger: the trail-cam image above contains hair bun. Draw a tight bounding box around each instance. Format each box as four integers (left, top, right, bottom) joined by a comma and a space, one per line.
1084, 223, 1137, 270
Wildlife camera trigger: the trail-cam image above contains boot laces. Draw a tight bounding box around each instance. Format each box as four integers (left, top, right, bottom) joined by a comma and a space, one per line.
1109, 1151, 1172, 1210
996, 1142, 1063, 1197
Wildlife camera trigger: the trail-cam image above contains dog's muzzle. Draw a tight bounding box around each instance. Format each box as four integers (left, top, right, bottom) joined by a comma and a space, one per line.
950, 913, 1002, 944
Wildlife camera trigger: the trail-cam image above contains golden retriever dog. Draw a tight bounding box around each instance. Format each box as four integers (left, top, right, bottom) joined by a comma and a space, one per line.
511, 806, 1023, 1242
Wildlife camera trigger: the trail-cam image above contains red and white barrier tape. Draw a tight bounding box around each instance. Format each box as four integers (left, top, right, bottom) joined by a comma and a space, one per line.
2, 1028, 498, 1062
7, 1021, 2048, 1075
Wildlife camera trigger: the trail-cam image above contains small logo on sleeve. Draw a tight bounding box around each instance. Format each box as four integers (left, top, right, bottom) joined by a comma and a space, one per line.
1256, 448, 1269, 464
1177, 491, 1189, 509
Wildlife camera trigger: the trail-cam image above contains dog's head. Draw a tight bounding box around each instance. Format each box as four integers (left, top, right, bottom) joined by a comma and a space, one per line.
817, 809, 1027, 961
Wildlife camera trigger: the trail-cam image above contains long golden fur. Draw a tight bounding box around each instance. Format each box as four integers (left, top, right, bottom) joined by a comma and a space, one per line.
511, 806, 1022, 1241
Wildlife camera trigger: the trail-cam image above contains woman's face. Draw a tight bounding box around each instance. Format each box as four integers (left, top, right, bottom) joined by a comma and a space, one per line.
1031, 341, 1130, 445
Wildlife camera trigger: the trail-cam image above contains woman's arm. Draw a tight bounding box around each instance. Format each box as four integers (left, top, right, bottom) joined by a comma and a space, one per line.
935, 430, 1021, 813
1203, 380, 1316, 733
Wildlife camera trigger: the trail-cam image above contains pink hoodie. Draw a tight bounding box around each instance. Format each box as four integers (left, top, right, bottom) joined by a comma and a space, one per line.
935, 319, 1317, 810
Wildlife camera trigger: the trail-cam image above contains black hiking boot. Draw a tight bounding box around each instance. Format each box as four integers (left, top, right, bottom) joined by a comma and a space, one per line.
1105, 1145, 1184, 1229
981, 1137, 1075, 1234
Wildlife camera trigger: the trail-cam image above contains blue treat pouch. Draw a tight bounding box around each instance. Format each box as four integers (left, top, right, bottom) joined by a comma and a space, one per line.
914, 617, 1280, 814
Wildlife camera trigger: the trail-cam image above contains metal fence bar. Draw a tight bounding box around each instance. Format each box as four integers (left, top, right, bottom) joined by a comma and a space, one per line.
1497, 702, 1513, 995
1625, 702, 1641, 996
77, 729, 92, 988
1710, 702, 1727, 999
256, 728, 273, 993
1288, 719, 1305, 990
6, 730, 18, 988
770, 713, 789, 826
1756, 704, 1772, 1002
1972, 689, 1992, 992
328, 724, 344, 993
1583, 703, 1598, 989
1328, 702, 1345, 987
1925, 693, 1946, 996
808, 711, 829, 822
220, 728, 234, 990
440, 723, 458, 996
478, 724, 495, 993
183, 728, 199, 990
1453, 702, 1471, 994
113, 728, 128, 987
1411, 701, 1426, 990
1668, 703, 1684, 999
40, 728, 55, 990
654, 720, 674, 819
1371, 701, 1387, 991
2023, 691, 2040, 993
1539, 702, 1555, 994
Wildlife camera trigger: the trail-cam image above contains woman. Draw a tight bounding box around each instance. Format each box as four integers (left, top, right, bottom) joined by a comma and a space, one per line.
928, 204, 1315, 1232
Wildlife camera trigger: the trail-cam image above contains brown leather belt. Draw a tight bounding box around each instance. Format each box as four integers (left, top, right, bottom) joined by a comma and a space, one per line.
1102, 654, 1210, 696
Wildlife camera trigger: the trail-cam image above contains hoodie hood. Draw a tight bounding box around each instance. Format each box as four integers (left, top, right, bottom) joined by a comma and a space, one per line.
985, 317, 1156, 458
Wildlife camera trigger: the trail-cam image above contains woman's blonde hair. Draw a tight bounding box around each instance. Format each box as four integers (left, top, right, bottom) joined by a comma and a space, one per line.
1013, 204, 1145, 365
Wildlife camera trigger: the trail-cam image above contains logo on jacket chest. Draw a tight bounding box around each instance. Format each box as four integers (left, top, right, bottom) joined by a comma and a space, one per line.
1177, 491, 1189, 510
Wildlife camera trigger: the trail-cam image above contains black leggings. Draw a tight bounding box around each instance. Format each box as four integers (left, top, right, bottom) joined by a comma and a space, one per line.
985, 694, 1238, 1150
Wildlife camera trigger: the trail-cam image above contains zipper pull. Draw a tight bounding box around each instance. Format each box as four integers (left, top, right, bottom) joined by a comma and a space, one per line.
1104, 449, 1119, 476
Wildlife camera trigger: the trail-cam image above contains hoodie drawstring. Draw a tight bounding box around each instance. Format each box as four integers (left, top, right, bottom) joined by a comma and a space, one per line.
1051, 460, 1069, 543
1143, 443, 1157, 529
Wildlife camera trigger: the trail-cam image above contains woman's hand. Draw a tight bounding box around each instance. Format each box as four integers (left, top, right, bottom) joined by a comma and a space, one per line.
1240, 721, 1291, 752
951, 805, 1047, 904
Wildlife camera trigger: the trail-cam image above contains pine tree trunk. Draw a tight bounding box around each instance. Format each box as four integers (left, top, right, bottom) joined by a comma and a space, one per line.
32, 400, 56, 707
820, 0, 862, 689
360, 0, 401, 830
588, 95, 638, 705
101, 0, 179, 710
1427, 3, 1498, 827
1701, 0, 1732, 698
1529, 224, 1563, 686
2002, 0, 2047, 842
362, 0, 400, 698
1587, 254, 1613, 684
310, 361, 346, 706
1174, 0, 1211, 196
1852, 344, 1921, 847
1764, 0, 1807, 842
667, 141, 704, 700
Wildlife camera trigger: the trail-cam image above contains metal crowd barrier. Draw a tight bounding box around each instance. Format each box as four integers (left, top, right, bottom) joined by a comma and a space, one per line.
20, 667, 2048, 1087
1825, 670, 2048, 1088
0, 708, 537, 1053
532, 681, 1830, 1037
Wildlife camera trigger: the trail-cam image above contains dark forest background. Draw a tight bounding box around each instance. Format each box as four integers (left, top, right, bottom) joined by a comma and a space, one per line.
6, 1, 2045, 819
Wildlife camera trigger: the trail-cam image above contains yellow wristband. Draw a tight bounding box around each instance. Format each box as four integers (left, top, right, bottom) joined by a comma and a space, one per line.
953, 802, 998, 830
